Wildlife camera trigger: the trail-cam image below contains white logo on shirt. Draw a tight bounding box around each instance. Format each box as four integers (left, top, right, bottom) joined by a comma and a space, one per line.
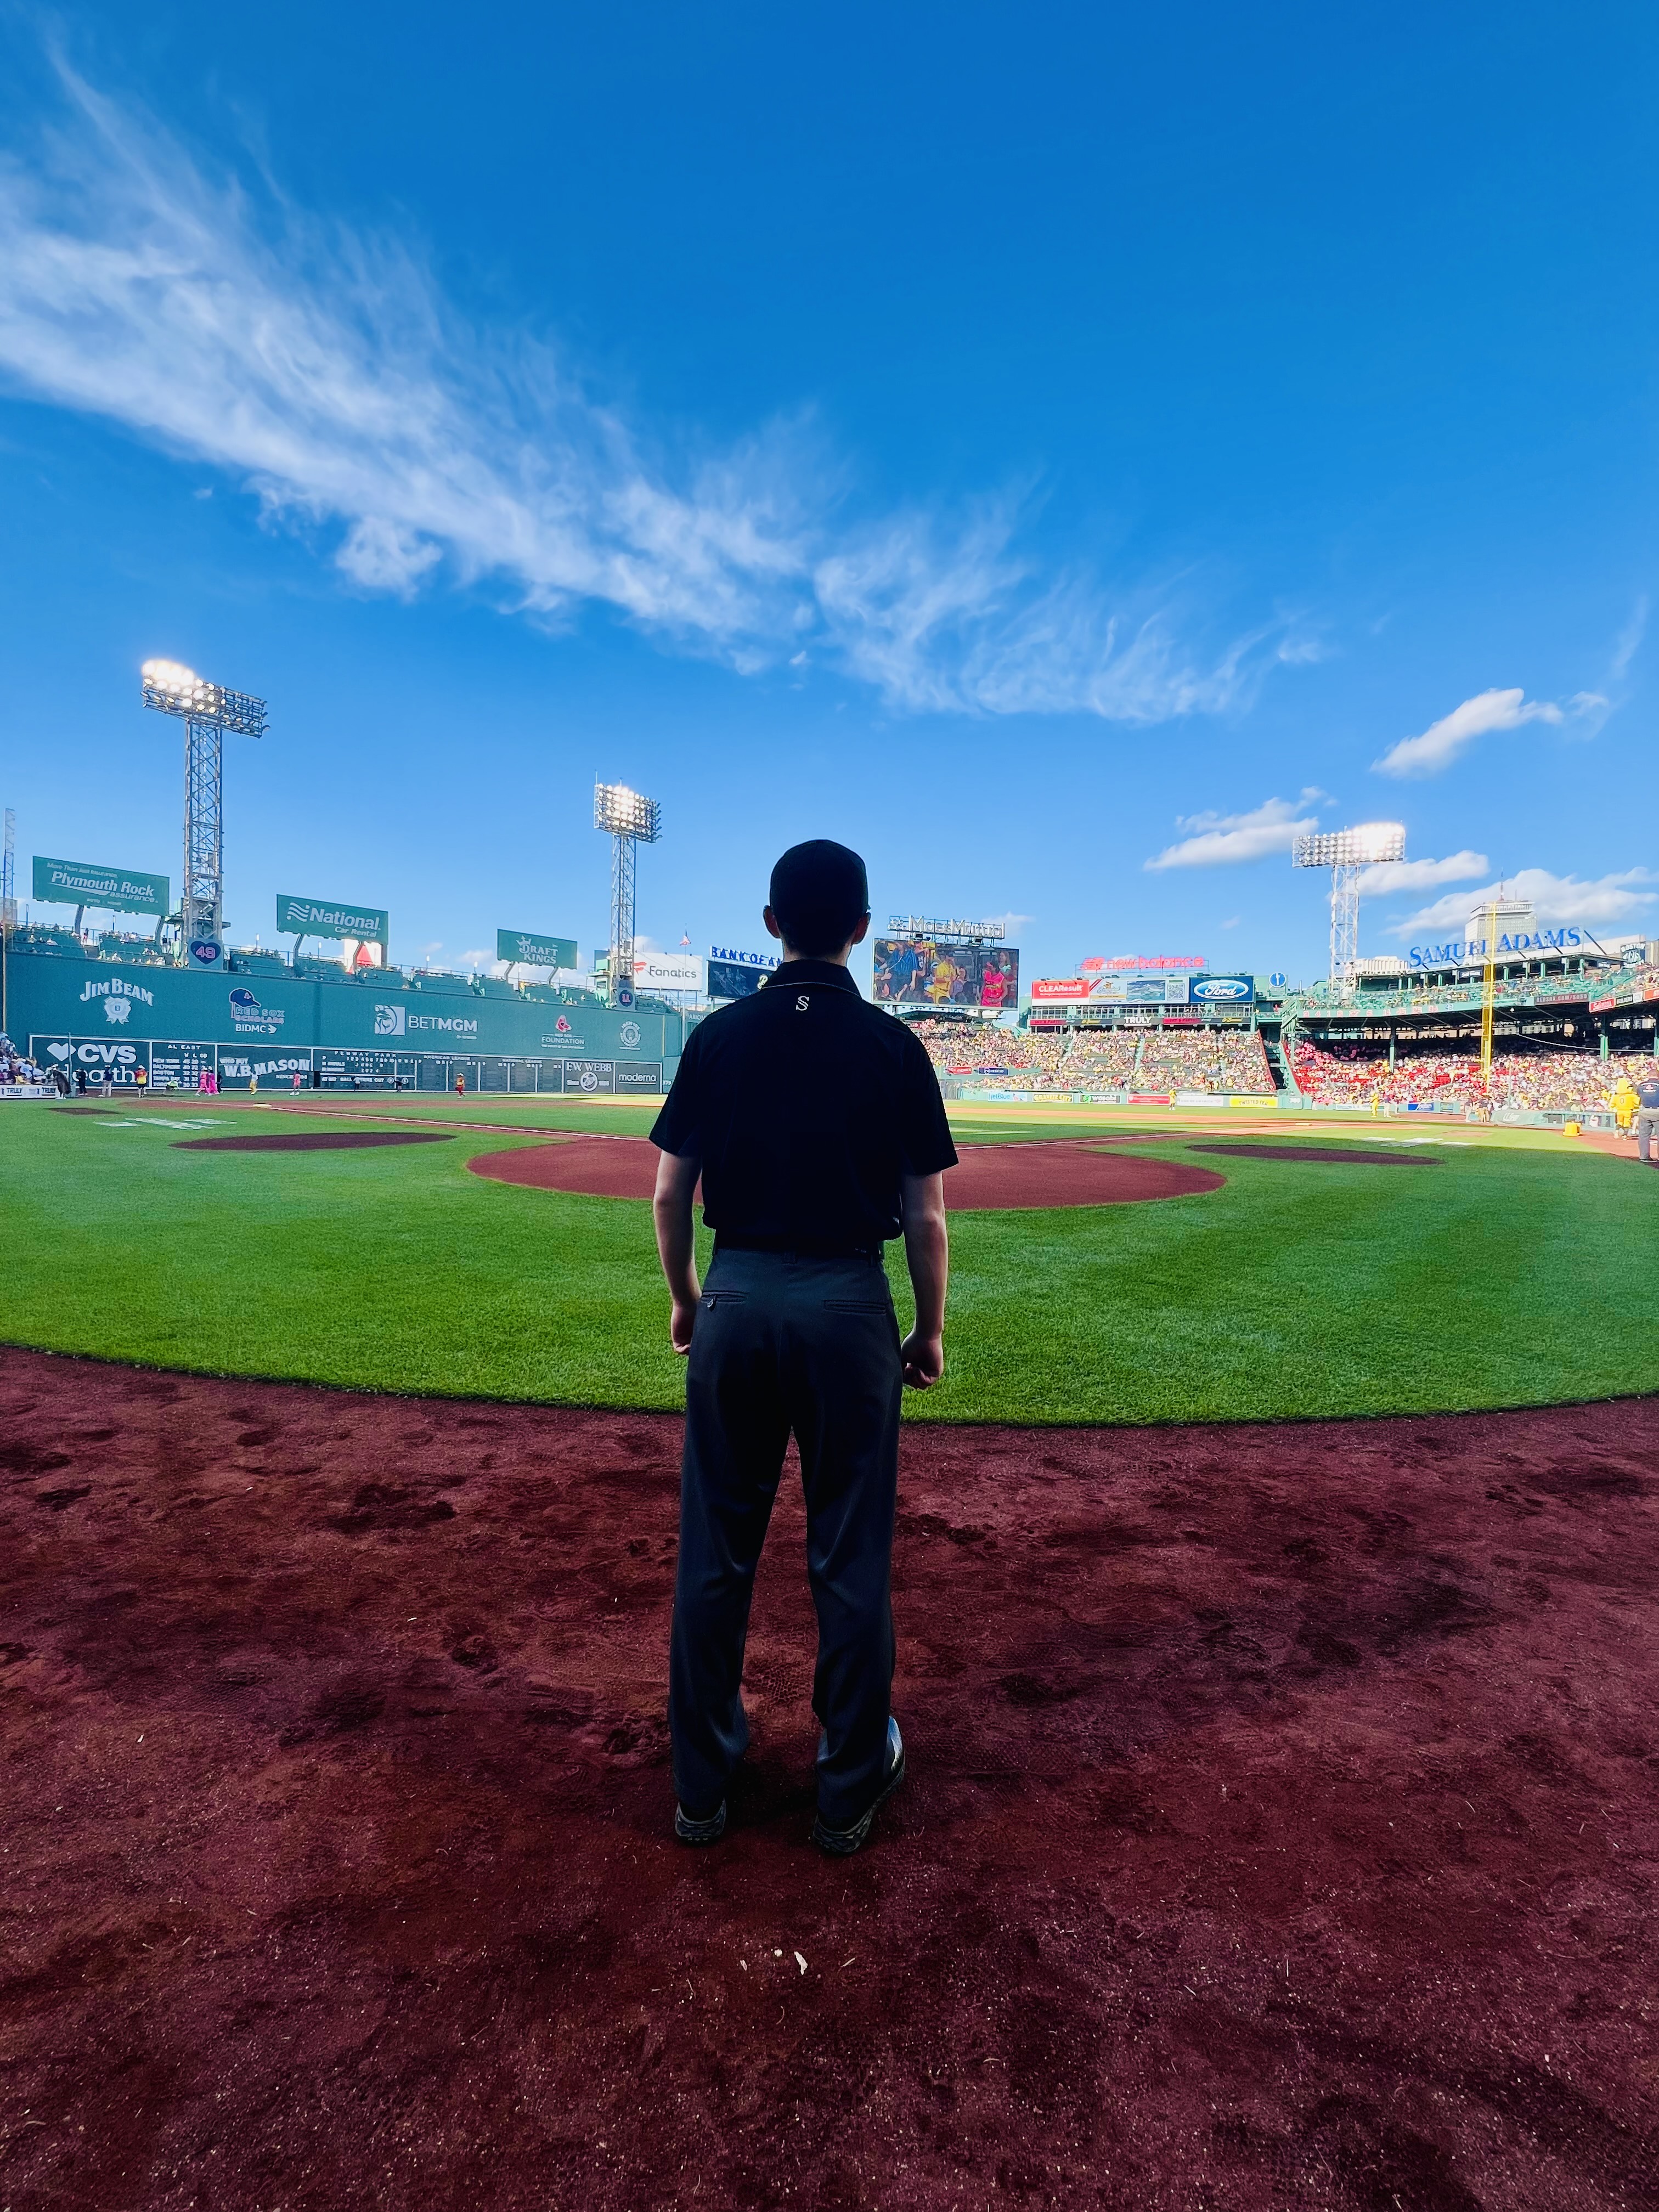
795, 995, 810, 1011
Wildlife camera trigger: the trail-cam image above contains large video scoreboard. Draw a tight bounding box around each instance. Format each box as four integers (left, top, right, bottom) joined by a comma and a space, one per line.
873, 939, 1019, 1010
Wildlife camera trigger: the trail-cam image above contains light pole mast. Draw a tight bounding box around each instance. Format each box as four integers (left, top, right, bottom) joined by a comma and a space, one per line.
1293, 823, 1406, 992
141, 659, 267, 969
594, 781, 662, 1005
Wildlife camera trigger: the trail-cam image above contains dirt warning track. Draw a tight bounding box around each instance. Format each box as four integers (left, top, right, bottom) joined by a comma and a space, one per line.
3, 1345, 1656, 2210
470, 1133, 1224, 1206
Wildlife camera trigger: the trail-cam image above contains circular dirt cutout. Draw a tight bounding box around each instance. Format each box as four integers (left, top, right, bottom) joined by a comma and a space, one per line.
469, 1135, 1222, 1207
176, 1131, 455, 1152
1187, 1142, 1441, 1166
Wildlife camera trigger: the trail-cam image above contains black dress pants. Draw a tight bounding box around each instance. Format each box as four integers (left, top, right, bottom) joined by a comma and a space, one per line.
669, 1246, 904, 1827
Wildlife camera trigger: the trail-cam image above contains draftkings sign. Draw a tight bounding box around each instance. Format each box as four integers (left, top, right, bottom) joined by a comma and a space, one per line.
497, 929, 579, 969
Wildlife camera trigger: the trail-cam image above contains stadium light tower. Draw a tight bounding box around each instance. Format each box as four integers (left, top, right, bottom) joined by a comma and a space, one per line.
1293, 822, 1406, 991
594, 780, 661, 1006
141, 658, 267, 970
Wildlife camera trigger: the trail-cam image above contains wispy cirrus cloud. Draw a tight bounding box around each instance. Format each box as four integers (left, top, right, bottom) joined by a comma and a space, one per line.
0, 55, 1291, 723
1391, 867, 1657, 939
1143, 790, 1325, 871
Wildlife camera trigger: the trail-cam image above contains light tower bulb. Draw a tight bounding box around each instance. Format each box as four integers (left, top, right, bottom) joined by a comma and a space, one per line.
141, 658, 200, 693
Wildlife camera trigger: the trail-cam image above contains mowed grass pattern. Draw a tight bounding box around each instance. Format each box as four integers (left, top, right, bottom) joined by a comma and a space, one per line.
4, 1099, 1655, 1423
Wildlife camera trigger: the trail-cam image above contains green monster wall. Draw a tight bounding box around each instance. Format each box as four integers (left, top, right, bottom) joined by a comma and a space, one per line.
3, 947, 685, 1094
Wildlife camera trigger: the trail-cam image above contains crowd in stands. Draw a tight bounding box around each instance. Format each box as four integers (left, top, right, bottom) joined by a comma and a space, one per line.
906, 1019, 1276, 1094
1133, 1030, 1275, 1094
1291, 1042, 1658, 1115
905, 1018, 1070, 1091
1057, 1030, 1141, 1087
0, 1033, 57, 1090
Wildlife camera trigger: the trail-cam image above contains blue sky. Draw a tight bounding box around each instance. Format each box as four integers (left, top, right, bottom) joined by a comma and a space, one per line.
1, 2, 1655, 984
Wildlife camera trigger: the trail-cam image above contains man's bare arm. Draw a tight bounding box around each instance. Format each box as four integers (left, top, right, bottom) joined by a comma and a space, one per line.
652, 1148, 703, 1355
899, 1170, 948, 1389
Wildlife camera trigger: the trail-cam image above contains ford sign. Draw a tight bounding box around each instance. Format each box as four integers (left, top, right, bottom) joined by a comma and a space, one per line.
1189, 974, 1254, 1003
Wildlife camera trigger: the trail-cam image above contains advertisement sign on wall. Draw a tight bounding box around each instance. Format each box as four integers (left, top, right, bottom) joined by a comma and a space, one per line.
708, 958, 769, 1001
33, 856, 170, 915
873, 940, 1020, 1008
1077, 954, 1205, 973
1189, 974, 1255, 1005
633, 953, 706, 991
708, 945, 779, 970
276, 894, 390, 944
498, 929, 579, 970
1030, 974, 1190, 1005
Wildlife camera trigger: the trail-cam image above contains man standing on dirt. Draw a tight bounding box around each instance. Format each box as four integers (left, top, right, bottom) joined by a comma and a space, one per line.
1633, 1069, 1659, 1164
651, 840, 955, 1855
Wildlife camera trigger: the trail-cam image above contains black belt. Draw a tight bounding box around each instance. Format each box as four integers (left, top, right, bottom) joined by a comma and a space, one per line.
713, 1234, 884, 1263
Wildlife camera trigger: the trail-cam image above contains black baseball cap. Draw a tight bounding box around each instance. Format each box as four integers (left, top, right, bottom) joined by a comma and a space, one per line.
768, 840, 871, 957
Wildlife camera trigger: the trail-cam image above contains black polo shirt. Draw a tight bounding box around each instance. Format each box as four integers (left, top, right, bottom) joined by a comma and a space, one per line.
651, 958, 958, 1249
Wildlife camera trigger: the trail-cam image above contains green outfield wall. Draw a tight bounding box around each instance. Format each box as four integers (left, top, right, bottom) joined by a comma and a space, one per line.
2, 946, 684, 1094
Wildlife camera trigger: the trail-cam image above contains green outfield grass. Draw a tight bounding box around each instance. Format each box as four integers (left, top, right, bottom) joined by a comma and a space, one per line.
3, 1098, 1654, 1423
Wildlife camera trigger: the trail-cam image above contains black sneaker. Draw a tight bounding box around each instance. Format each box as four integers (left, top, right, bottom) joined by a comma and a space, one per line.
674, 1799, 727, 1846
810, 1718, 905, 1857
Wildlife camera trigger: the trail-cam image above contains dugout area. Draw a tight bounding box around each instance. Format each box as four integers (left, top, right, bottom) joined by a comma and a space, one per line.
3, 1093, 1657, 2211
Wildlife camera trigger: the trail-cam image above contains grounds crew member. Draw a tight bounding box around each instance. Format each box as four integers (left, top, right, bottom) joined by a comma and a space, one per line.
651, 840, 955, 1854
1633, 1068, 1659, 1165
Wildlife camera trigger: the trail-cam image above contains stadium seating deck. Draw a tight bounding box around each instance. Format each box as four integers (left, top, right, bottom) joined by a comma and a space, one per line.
1290, 1041, 1658, 1114
905, 1019, 1277, 1095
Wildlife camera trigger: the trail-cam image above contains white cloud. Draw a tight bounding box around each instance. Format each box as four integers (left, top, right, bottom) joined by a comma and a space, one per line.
1355, 849, 1488, 895
336, 517, 443, 596
1610, 595, 1647, 684
1392, 867, 1658, 939
1144, 792, 1323, 871
1372, 688, 1562, 778
0, 58, 1294, 724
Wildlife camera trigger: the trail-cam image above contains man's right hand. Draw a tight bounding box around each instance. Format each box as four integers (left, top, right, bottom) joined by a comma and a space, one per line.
901, 1331, 944, 1390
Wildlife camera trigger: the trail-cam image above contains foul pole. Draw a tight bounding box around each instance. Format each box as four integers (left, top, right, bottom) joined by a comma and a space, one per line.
1479, 896, 1500, 1082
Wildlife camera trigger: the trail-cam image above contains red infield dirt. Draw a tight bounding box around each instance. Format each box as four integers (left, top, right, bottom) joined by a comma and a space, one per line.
470, 1135, 1225, 1207
3, 1348, 1656, 2210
